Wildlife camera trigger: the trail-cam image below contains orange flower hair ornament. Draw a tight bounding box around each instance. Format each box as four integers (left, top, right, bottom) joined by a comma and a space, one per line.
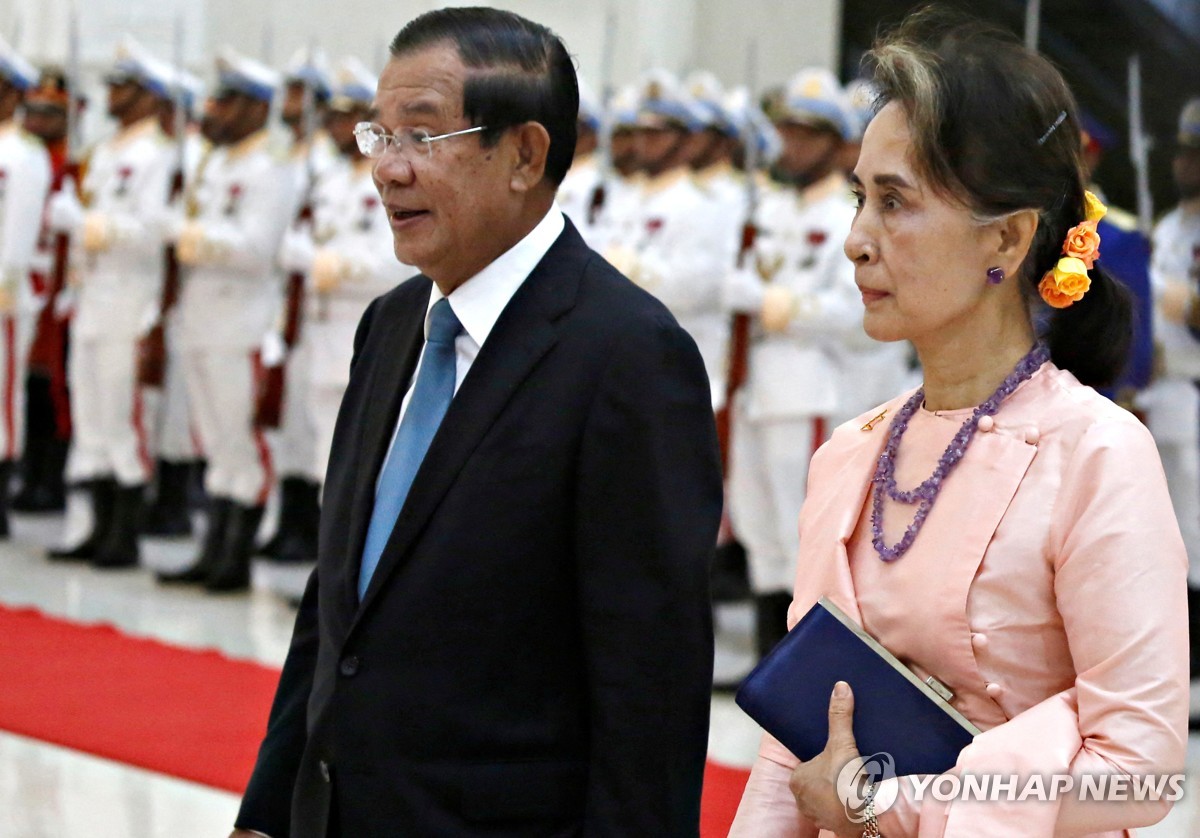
1038, 191, 1106, 309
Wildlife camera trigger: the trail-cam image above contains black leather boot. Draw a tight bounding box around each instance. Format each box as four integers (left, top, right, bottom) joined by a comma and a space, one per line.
206, 503, 265, 593
156, 497, 231, 584
754, 591, 794, 660
711, 538, 751, 603
143, 460, 193, 537
48, 477, 117, 561
270, 478, 320, 564
92, 484, 144, 569
11, 435, 45, 512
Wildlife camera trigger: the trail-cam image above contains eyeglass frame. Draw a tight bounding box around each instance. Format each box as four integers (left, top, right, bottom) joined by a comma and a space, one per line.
353, 122, 488, 160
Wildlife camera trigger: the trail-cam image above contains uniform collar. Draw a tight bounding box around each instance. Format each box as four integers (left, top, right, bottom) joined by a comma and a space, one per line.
112, 115, 160, 147
225, 128, 270, 160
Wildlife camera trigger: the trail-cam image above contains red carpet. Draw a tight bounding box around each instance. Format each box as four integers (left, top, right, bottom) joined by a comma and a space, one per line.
0, 604, 750, 833
0, 604, 279, 792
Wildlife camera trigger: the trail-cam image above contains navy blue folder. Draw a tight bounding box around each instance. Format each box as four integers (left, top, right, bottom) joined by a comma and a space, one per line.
735, 597, 980, 777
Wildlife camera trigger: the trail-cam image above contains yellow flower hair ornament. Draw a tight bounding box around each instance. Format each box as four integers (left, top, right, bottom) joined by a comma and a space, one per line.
1038, 191, 1106, 309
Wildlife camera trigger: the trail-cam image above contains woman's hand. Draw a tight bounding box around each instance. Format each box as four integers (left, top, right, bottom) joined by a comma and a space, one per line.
788, 681, 866, 837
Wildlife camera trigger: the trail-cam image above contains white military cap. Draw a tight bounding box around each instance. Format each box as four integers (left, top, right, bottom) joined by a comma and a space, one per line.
577, 76, 602, 132
724, 85, 782, 165
685, 70, 737, 136
215, 48, 280, 102
1180, 98, 1200, 148
610, 83, 640, 130
634, 68, 707, 132
329, 57, 376, 111
778, 67, 853, 140
105, 37, 175, 99
284, 46, 333, 99
0, 35, 37, 91
843, 78, 880, 142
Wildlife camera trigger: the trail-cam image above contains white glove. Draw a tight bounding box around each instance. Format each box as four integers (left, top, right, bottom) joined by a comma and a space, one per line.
82, 213, 113, 253
312, 249, 347, 293
722, 266, 767, 313
260, 330, 287, 367
47, 179, 85, 234
278, 228, 316, 274
54, 287, 76, 318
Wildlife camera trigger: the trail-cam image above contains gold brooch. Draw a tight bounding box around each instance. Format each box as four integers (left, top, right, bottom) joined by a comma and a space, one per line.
860, 409, 887, 432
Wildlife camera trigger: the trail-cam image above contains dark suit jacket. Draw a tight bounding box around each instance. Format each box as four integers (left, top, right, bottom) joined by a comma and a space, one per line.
235, 219, 723, 837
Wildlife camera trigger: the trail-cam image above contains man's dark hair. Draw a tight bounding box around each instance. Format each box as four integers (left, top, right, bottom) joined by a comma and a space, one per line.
390, 6, 579, 186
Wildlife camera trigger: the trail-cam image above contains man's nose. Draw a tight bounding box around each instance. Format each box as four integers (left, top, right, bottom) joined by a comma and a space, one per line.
372, 150, 416, 187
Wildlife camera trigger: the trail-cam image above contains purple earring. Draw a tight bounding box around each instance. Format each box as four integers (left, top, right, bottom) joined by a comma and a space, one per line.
986, 267, 1005, 285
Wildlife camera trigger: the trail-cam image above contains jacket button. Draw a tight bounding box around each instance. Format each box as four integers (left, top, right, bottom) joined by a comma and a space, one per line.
977, 415, 994, 432
985, 682, 1003, 698
971, 632, 988, 651
340, 656, 360, 677
319, 760, 331, 783
1025, 427, 1040, 445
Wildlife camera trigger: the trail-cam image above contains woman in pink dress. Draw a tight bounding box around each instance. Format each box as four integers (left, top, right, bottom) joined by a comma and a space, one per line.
729, 10, 1189, 838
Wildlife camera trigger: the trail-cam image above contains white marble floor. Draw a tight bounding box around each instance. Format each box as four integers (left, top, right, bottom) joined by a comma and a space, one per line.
1, 511, 1198, 836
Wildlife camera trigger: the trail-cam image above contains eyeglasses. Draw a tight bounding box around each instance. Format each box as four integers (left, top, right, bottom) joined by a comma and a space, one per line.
353, 122, 487, 160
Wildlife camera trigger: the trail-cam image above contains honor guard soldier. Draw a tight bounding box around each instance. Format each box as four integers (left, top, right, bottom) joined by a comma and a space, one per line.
1146, 97, 1200, 592
17, 71, 77, 519
605, 70, 738, 410
722, 67, 865, 666
142, 67, 208, 537
286, 58, 417, 517
554, 76, 603, 246
45, 39, 176, 568
255, 47, 335, 566
0, 37, 51, 536
157, 49, 302, 592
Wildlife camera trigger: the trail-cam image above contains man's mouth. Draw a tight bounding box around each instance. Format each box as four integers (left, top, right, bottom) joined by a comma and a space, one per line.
390, 209, 428, 222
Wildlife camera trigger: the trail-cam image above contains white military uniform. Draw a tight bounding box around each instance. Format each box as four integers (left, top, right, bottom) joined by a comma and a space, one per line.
1146, 202, 1200, 580
725, 172, 862, 593
272, 134, 338, 481
64, 116, 173, 487
0, 120, 51, 463
177, 129, 302, 505
557, 152, 606, 248
153, 130, 208, 464
608, 167, 738, 409
304, 154, 416, 479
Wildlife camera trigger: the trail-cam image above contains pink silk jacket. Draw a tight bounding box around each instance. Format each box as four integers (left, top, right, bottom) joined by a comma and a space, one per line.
729, 362, 1189, 837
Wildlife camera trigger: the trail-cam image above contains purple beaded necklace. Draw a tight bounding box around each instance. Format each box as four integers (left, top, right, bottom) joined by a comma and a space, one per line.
870, 342, 1050, 562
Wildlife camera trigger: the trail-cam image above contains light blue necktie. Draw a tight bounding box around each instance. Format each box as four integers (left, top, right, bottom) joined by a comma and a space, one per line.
358, 298, 462, 599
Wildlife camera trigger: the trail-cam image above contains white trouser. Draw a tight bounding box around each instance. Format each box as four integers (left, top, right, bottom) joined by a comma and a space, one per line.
181, 347, 274, 506
274, 336, 318, 480
1144, 377, 1200, 585
0, 313, 31, 463
65, 335, 152, 486
154, 327, 201, 462
728, 402, 827, 594
309, 380, 346, 484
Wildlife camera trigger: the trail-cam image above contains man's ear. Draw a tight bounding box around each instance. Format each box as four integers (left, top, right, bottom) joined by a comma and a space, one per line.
509, 121, 551, 192
995, 208, 1040, 271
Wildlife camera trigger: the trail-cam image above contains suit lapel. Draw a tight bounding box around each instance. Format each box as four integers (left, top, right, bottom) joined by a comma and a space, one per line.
353, 223, 588, 621
339, 281, 429, 613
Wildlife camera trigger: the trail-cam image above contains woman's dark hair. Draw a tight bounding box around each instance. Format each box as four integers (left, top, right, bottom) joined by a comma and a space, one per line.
390, 7, 578, 186
866, 7, 1131, 387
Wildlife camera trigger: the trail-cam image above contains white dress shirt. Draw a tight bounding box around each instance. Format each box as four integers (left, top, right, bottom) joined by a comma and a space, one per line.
379, 208, 565, 481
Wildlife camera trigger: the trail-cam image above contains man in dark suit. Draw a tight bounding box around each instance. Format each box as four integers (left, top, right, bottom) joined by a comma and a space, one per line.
231, 8, 722, 837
